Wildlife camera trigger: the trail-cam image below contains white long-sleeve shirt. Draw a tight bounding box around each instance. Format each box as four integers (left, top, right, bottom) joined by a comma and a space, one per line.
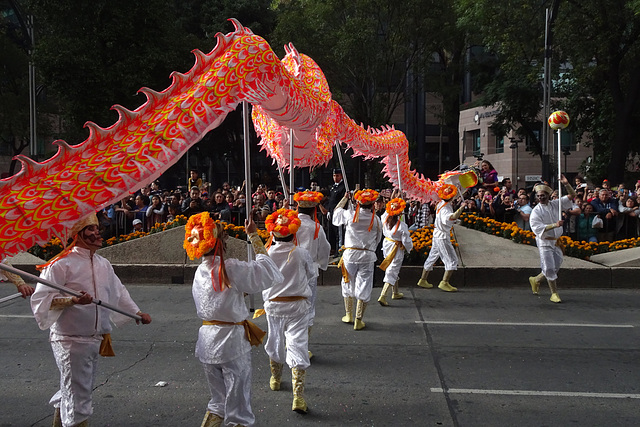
433, 201, 456, 240
31, 247, 140, 338
296, 212, 331, 271
530, 196, 573, 247
192, 254, 283, 364
381, 212, 414, 253
332, 205, 382, 264
263, 241, 316, 318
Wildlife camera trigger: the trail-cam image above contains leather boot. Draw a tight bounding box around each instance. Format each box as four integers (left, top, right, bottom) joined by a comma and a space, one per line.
377, 283, 391, 306
269, 359, 284, 391
201, 410, 223, 427
548, 279, 561, 303
392, 282, 404, 299
291, 367, 308, 414
341, 296, 354, 323
354, 300, 368, 330
52, 408, 62, 427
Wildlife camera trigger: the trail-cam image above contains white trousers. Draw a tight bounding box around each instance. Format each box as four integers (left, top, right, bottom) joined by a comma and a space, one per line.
50, 338, 101, 427
340, 261, 375, 302
265, 313, 310, 370
202, 351, 255, 427
422, 238, 458, 271
382, 250, 404, 284
538, 244, 563, 281
308, 276, 318, 327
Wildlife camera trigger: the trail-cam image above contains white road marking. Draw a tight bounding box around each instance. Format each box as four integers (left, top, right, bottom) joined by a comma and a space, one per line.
431, 388, 640, 399
0, 314, 34, 318
416, 320, 633, 328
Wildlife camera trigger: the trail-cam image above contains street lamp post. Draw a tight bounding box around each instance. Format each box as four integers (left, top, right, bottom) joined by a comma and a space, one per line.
509, 137, 522, 189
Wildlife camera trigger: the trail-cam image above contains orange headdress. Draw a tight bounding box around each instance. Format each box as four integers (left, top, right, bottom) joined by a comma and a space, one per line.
437, 184, 458, 201
385, 198, 406, 233
385, 198, 406, 216
294, 190, 323, 239
353, 189, 379, 231
184, 212, 229, 291
265, 208, 301, 237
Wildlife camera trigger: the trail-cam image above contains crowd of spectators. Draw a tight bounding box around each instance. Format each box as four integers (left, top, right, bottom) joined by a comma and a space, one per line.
97, 167, 640, 246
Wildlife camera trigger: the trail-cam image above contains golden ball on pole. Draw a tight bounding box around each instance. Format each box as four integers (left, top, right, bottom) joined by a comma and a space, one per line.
548, 110, 570, 130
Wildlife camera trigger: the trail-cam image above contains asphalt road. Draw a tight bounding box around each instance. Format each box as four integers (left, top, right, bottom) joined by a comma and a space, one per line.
1, 283, 639, 427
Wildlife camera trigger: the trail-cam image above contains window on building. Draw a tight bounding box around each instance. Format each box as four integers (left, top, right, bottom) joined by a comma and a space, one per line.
495, 135, 504, 153
471, 130, 481, 156
554, 130, 576, 151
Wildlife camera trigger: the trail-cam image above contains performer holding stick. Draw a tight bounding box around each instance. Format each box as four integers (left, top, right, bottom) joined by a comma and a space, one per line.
30, 214, 152, 427
1, 257, 34, 298
378, 193, 413, 306
185, 210, 283, 427
416, 184, 464, 292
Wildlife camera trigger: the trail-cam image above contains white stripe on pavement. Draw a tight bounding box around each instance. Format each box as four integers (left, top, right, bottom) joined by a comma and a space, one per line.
431, 388, 640, 399
0, 314, 34, 318
416, 321, 633, 328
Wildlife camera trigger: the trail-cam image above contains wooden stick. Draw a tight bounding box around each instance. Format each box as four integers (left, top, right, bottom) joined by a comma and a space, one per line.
0, 263, 141, 321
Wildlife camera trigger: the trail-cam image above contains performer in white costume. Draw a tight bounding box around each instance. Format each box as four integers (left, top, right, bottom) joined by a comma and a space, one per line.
528, 175, 575, 303
262, 208, 317, 414
294, 190, 331, 359
1, 257, 34, 298
185, 211, 283, 427
30, 214, 152, 427
416, 184, 464, 292
378, 197, 413, 306
332, 189, 382, 330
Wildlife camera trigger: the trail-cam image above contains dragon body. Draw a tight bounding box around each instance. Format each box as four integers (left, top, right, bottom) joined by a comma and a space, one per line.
0, 19, 454, 260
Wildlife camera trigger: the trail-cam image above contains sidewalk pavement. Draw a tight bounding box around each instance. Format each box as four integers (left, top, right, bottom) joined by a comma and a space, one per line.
6, 225, 639, 288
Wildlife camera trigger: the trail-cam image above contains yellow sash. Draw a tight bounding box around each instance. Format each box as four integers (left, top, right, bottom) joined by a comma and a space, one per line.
99, 333, 115, 357
202, 319, 266, 347
379, 238, 403, 271
336, 247, 371, 283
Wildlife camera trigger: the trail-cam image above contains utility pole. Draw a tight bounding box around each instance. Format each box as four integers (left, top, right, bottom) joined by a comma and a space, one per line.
541, 0, 560, 185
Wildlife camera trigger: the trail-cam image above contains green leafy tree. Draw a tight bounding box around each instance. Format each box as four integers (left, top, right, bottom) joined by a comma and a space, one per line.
457, 0, 640, 185
272, 0, 467, 183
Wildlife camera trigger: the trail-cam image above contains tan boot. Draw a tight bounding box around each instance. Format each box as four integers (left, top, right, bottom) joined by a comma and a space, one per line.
417, 270, 433, 288
75, 421, 89, 427
529, 273, 544, 295
201, 411, 223, 427
291, 367, 308, 414
378, 283, 392, 306
548, 280, 561, 303
307, 327, 313, 359
392, 282, 404, 299
438, 270, 458, 292
52, 408, 62, 427
354, 300, 368, 330
341, 296, 354, 323
269, 359, 283, 391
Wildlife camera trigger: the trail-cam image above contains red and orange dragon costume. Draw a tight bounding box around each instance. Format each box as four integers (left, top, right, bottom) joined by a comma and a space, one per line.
0, 19, 474, 259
